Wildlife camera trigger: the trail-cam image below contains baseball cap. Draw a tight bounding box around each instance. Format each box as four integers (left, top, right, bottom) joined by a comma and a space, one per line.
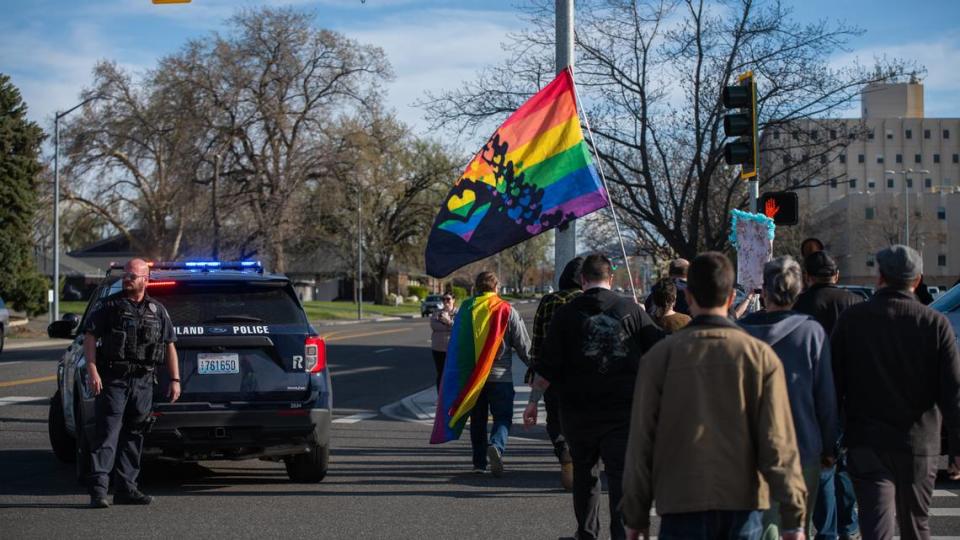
804, 251, 838, 278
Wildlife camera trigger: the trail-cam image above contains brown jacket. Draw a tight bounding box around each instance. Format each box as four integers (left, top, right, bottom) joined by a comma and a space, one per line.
621, 315, 807, 530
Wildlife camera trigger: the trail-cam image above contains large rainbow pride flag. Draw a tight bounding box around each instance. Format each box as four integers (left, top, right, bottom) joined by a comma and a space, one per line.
430, 292, 511, 444
424, 67, 608, 278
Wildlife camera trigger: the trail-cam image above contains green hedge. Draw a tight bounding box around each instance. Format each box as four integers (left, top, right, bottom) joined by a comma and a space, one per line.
407, 285, 429, 301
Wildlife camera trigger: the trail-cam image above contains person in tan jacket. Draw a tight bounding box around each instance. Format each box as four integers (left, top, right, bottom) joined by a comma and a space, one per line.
622, 252, 808, 540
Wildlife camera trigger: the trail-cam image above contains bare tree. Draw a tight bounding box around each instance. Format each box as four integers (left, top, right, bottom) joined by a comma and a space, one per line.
319, 111, 459, 304
420, 0, 915, 258
164, 7, 392, 271
501, 233, 550, 292
61, 61, 206, 259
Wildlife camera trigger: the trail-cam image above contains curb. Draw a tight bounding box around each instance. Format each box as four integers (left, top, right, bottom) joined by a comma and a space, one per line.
4, 338, 72, 351
313, 314, 419, 327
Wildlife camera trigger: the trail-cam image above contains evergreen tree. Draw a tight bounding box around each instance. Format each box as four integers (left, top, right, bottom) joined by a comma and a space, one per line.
0, 73, 47, 315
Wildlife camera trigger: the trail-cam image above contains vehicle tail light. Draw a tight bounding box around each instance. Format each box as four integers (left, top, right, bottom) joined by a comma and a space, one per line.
304, 336, 326, 373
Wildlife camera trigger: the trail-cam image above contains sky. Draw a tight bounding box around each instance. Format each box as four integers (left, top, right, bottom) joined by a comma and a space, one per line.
3, 0, 959, 143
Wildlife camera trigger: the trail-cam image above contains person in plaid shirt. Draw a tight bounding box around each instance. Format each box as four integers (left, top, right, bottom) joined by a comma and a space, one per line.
522, 256, 584, 491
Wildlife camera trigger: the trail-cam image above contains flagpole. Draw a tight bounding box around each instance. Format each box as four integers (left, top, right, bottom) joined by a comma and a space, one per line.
569, 68, 639, 304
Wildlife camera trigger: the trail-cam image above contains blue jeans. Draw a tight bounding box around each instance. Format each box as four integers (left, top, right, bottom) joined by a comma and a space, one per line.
469, 381, 514, 469
660, 510, 764, 540
814, 461, 859, 539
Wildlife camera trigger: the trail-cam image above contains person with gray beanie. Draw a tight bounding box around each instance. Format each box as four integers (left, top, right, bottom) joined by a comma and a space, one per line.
832, 244, 960, 540
740, 256, 838, 540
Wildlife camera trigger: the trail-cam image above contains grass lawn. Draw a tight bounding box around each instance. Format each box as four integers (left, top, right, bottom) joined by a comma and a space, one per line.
48, 300, 419, 322
300, 301, 419, 321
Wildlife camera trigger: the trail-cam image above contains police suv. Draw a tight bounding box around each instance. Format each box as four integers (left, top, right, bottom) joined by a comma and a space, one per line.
47, 261, 332, 482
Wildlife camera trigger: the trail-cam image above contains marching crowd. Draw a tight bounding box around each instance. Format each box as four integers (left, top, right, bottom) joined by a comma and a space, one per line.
430, 242, 960, 540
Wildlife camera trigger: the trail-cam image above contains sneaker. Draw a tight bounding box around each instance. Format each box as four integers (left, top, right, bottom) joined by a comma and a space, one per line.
114, 489, 152, 505
560, 462, 574, 491
487, 446, 504, 477
89, 496, 109, 509
472, 467, 487, 474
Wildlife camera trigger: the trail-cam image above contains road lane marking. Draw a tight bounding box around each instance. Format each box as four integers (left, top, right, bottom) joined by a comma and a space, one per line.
930, 508, 960, 516
0, 375, 56, 388
0, 361, 23, 366
331, 366, 389, 377
0, 396, 47, 406
332, 412, 377, 424
325, 328, 411, 342
934, 489, 957, 497
373, 348, 394, 354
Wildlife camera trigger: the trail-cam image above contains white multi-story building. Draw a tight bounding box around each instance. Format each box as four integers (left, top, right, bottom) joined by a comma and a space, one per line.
760, 82, 960, 286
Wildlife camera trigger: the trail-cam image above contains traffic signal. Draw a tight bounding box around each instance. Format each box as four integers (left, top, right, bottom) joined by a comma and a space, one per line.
722, 71, 758, 180
758, 191, 798, 226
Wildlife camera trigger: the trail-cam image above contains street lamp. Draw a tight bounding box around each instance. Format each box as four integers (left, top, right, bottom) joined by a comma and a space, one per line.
53, 94, 102, 321
884, 168, 930, 249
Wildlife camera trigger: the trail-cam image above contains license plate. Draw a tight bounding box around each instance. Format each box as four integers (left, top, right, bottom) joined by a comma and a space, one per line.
197, 353, 239, 375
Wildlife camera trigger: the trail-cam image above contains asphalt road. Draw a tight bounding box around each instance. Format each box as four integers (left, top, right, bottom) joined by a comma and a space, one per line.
3, 303, 960, 539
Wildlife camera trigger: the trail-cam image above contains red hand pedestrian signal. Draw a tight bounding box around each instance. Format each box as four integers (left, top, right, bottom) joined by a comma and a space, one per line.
757, 192, 798, 226
764, 197, 780, 219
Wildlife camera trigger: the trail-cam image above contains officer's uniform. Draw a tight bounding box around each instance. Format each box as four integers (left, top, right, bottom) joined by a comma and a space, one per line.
82, 292, 176, 498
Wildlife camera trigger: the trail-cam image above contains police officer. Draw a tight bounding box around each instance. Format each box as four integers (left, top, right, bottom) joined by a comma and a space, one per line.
82, 258, 180, 509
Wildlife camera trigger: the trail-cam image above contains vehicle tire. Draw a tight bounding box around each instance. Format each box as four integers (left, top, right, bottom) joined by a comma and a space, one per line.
74, 395, 91, 485
285, 444, 329, 483
48, 391, 76, 463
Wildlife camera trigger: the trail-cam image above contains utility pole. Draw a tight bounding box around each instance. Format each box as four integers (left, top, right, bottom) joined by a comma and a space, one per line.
357, 188, 363, 321
212, 154, 221, 260
885, 168, 929, 248
554, 0, 576, 287
53, 95, 101, 321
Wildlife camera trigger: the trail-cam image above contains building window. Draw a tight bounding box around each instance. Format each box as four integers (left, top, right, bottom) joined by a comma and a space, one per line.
953, 154, 959, 164
877, 155, 884, 164
830, 129, 837, 140
849, 178, 857, 188
865, 207, 875, 220
772, 130, 780, 140
915, 154, 922, 163
939, 255, 947, 267
810, 130, 819, 140
896, 154, 903, 164
905, 129, 912, 139
858, 154, 865, 164
907, 178, 913, 188
925, 178, 933, 188
820, 155, 827, 165
792, 131, 799, 141
866, 257, 875, 267
783, 154, 791, 164
934, 154, 941, 164
886, 129, 894, 139
945, 129, 951, 139
868, 129, 875, 140
939, 207, 947, 220
924, 129, 931, 139
830, 178, 837, 188
887, 178, 895, 188
839, 154, 846, 164
867, 180, 876, 189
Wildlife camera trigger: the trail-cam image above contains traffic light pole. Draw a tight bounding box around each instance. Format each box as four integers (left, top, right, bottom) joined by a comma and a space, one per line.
554, 0, 576, 289
749, 179, 759, 213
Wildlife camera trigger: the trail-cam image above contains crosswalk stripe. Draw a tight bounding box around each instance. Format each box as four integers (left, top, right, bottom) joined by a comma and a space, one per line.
333, 412, 377, 424
0, 396, 47, 407
934, 489, 957, 497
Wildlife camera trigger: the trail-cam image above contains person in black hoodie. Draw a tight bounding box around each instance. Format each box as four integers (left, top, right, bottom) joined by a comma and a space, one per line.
539, 254, 664, 540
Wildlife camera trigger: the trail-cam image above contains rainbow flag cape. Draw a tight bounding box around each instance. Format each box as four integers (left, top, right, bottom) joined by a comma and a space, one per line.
424, 67, 609, 278
430, 293, 511, 444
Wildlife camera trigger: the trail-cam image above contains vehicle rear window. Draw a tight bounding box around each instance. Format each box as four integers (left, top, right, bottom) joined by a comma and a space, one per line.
147, 282, 306, 325
426, 295, 442, 302
932, 285, 960, 314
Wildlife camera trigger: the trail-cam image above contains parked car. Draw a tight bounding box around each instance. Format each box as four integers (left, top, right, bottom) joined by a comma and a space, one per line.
47, 260, 332, 482
0, 296, 9, 355
420, 294, 443, 317
931, 283, 960, 342
836, 284, 875, 301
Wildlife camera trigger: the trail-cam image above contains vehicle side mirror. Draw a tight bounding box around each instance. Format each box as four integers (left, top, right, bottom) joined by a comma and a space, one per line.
48, 319, 79, 339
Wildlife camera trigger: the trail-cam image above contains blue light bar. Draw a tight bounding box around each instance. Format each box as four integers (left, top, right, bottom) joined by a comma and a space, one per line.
185, 261, 222, 268
240, 261, 261, 267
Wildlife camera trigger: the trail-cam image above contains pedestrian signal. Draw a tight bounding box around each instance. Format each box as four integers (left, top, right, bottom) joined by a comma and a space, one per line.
722, 71, 758, 180
758, 192, 798, 226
